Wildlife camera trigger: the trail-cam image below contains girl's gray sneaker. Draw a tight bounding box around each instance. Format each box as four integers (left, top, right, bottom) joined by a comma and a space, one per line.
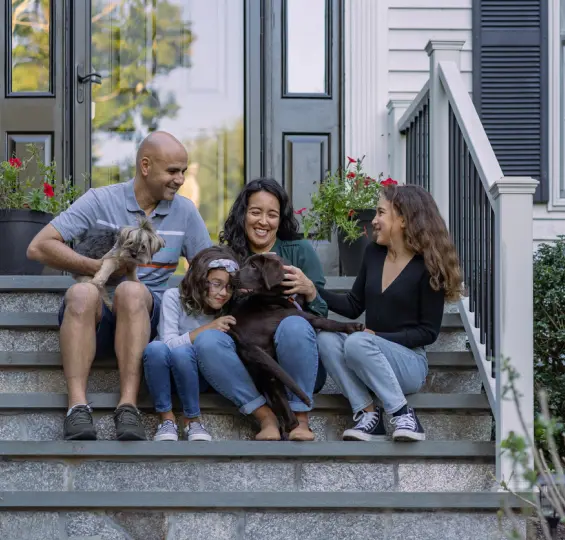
153, 420, 179, 441
185, 421, 212, 442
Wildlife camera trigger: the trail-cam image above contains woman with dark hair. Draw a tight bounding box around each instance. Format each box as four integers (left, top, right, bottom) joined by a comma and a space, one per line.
317, 184, 462, 442
142, 245, 240, 442
193, 178, 327, 441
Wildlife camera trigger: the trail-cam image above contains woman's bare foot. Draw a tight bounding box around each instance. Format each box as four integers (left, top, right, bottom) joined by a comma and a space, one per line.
253, 405, 281, 441
289, 412, 314, 441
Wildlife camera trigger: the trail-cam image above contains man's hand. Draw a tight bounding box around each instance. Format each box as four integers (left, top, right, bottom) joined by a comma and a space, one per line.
282, 265, 317, 303
364, 329, 375, 335
206, 316, 237, 333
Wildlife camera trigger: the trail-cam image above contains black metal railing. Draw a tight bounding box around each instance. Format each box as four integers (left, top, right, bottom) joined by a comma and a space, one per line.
401, 93, 430, 191
448, 106, 495, 375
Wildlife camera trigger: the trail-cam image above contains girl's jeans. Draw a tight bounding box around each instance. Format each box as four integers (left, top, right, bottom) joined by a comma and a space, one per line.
193, 316, 326, 414
142, 341, 208, 419
317, 331, 428, 415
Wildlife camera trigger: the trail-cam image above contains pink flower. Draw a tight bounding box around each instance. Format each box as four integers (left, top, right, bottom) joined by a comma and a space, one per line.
294, 207, 307, 216
9, 157, 22, 168
348, 209, 355, 218
346, 172, 356, 179
347, 156, 356, 165
381, 178, 398, 187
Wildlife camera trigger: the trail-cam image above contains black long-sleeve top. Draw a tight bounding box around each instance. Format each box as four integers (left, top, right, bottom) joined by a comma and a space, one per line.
319, 243, 445, 349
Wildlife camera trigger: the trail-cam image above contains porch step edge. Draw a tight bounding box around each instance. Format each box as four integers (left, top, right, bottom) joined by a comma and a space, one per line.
0, 440, 495, 458
0, 490, 530, 510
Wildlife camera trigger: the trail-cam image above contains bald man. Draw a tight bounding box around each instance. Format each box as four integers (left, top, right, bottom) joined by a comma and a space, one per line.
27, 131, 212, 441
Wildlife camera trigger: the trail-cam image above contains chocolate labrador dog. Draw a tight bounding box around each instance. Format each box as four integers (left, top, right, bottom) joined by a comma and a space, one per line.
228, 253, 364, 434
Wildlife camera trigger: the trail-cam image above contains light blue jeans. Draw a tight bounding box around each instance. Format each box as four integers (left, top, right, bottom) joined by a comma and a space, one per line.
193, 316, 322, 414
317, 331, 428, 415
142, 341, 208, 418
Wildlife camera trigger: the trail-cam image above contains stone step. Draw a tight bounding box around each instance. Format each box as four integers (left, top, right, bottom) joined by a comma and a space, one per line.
0, 494, 529, 540
0, 310, 464, 330
0, 392, 492, 442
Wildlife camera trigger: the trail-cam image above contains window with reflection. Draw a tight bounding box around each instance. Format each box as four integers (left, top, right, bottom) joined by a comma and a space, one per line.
90, 0, 244, 245
285, 0, 328, 95
10, 0, 52, 93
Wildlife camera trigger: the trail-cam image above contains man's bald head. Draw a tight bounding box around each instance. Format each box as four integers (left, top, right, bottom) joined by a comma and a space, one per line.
136, 131, 187, 169
135, 131, 188, 203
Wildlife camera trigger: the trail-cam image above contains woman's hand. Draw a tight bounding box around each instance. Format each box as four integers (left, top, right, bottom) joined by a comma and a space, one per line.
207, 316, 237, 333
282, 265, 317, 303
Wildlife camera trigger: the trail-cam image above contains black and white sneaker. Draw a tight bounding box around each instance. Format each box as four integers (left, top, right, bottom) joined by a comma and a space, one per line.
342, 409, 387, 441
391, 407, 425, 441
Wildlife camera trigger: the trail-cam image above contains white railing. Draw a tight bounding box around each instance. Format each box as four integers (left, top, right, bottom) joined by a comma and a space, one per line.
390, 40, 538, 489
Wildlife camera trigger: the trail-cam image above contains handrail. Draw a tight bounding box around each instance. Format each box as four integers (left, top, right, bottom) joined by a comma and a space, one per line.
398, 81, 429, 133
438, 60, 502, 202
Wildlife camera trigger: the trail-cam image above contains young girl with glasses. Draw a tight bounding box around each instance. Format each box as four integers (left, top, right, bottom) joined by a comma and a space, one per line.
142, 246, 240, 442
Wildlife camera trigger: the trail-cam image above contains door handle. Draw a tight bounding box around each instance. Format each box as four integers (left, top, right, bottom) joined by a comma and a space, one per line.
76, 63, 103, 104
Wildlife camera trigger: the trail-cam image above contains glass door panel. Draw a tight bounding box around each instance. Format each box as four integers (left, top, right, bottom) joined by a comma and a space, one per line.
89, 0, 244, 245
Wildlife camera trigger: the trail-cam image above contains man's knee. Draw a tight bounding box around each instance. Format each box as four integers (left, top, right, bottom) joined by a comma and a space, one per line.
64, 283, 102, 319
113, 281, 152, 314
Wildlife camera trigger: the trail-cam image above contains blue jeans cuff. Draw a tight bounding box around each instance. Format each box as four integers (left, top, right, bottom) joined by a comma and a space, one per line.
239, 395, 267, 415
387, 399, 408, 415
351, 398, 375, 415
289, 400, 313, 413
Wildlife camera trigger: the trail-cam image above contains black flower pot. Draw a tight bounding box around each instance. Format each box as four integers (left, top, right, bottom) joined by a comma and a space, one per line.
0, 209, 53, 275
337, 208, 376, 276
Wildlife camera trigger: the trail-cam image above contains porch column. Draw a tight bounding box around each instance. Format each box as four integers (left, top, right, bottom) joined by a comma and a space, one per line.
387, 99, 411, 183
426, 40, 465, 226
490, 176, 538, 488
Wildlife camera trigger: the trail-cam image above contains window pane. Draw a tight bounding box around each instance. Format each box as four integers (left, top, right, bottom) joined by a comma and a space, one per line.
90, 0, 244, 247
10, 0, 51, 93
285, 0, 327, 95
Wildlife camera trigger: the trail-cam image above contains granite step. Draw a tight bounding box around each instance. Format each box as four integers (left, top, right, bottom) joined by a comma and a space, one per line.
0, 392, 493, 442
0, 493, 529, 540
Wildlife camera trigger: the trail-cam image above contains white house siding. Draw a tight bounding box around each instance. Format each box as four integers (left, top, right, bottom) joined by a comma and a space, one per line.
345, 0, 472, 178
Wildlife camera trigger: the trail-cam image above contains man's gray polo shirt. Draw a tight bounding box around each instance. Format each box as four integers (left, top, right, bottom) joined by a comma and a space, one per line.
50, 179, 212, 295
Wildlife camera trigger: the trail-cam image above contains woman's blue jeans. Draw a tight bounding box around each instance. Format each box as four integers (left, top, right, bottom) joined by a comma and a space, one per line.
142, 341, 208, 419
193, 316, 326, 414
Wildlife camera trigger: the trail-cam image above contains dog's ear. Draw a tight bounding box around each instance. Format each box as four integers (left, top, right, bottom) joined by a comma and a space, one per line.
261, 256, 285, 290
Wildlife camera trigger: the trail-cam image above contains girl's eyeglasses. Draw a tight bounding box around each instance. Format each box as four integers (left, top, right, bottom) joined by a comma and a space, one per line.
207, 280, 233, 294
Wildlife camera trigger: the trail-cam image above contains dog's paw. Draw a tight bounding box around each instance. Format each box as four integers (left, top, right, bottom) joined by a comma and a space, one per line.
345, 323, 365, 334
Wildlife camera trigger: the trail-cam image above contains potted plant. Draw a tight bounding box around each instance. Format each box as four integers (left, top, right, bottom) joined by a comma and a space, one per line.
0, 144, 82, 275
300, 156, 397, 276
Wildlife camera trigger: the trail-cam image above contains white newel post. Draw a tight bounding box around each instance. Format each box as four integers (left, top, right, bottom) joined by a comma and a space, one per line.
425, 40, 465, 226
490, 177, 538, 488
387, 100, 410, 183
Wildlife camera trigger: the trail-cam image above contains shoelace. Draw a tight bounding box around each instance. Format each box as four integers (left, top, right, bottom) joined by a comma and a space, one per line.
390, 411, 417, 431
352, 411, 380, 431
67, 405, 93, 426
115, 406, 141, 426
188, 422, 206, 432
158, 420, 177, 432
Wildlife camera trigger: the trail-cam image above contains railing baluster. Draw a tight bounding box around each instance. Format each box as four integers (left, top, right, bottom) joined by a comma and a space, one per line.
479, 185, 485, 344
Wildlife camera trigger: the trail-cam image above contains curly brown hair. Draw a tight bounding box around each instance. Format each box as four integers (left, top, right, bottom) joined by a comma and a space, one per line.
381, 184, 462, 302
178, 245, 241, 315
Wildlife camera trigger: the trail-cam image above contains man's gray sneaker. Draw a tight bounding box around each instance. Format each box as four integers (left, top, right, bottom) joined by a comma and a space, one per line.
114, 404, 147, 441
64, 404, 97, 441
154, 420, 179, 441
185, 421, 212, 441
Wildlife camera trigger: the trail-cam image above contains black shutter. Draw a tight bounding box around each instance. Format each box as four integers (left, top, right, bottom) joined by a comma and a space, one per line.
473, 0, 548, 202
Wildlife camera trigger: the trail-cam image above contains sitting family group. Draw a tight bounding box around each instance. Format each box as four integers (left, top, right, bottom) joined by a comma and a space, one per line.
27, 131, 462, 444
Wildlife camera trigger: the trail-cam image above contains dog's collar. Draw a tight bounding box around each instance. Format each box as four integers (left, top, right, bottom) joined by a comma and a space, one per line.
287, 295, 303, 311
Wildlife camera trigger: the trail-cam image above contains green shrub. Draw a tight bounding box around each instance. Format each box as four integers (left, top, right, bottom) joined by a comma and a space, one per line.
533, 236, 565, 456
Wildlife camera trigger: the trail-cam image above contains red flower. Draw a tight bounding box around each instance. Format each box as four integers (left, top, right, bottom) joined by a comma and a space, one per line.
9, 157, 22, 168
347, 156, 356, 165
43, 183, 55, 197
348, 209, 355, 218
381, 178, 398, 187
346, 172, 356, 179
294, 207, 307, 216
363, 179, 371, 187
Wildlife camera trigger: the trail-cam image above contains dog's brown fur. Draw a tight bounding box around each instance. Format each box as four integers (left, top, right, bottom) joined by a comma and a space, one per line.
229, 253, 364, 433
73, 218, 165, 307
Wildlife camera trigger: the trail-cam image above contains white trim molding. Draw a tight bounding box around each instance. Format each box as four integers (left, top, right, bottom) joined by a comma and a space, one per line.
548, 0, 565, 210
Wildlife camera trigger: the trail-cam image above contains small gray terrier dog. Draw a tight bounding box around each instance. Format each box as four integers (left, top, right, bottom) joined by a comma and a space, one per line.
73, 218, 165, 307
